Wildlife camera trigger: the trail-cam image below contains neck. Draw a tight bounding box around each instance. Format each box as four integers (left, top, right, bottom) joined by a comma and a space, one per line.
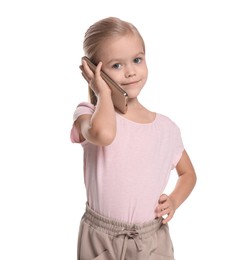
126, 98, 143, 111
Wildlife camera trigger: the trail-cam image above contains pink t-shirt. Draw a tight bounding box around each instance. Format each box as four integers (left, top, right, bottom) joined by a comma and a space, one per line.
71, 102, 184, 224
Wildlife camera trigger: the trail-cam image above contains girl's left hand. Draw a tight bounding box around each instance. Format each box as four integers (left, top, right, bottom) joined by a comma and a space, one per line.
155, 194, 176, 224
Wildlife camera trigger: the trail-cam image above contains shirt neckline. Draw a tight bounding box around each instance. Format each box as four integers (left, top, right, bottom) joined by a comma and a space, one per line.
116, 112, 158, 126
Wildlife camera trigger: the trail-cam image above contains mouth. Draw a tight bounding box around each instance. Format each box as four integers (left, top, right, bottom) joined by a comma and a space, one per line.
121, 80, 141, 87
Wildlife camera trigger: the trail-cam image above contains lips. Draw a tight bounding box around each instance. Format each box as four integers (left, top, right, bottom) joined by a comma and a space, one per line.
121, 80, 141, 86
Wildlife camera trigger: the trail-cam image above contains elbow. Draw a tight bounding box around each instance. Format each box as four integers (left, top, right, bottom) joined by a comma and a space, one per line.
99, 132, 115, 146
190, 170, 197, 189
89, 128, 116, 146
194, 172, 197, 186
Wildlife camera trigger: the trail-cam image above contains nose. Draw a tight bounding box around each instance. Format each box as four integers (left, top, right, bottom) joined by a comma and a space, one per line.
124, 65, 136, 78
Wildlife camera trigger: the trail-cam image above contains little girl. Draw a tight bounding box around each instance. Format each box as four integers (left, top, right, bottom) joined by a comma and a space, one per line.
71, 17, 196, 260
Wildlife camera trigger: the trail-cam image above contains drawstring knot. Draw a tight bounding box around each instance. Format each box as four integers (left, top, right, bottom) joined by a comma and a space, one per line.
116, 228, 142, 260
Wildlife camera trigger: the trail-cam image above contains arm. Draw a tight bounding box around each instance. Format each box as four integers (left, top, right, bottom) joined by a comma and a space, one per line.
156, 150, 197, 224
75, 60, 117, 146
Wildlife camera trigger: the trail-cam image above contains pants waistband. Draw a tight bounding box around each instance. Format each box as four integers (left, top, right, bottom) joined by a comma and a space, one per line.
83, 203, 163, 239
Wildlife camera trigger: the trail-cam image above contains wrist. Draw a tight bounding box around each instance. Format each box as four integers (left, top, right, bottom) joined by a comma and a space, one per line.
97, 89, 112, 100
168, 194, 179, 210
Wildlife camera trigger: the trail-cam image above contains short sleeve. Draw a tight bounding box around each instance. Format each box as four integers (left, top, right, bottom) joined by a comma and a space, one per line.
171, 124, 184, 169
70, 102, 95, 143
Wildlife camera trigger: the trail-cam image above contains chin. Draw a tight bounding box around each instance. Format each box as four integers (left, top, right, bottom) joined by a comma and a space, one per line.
126, 88, 143, 99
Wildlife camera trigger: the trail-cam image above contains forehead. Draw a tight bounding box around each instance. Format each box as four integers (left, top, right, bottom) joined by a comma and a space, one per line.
97, 34, 144, 62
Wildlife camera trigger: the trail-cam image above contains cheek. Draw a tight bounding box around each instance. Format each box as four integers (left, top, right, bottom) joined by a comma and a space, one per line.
144, 64, 148, 75
140, 63, 148, 78
109, 74, 122, 84
101, 65, 119, 80
141, 67, 148, 83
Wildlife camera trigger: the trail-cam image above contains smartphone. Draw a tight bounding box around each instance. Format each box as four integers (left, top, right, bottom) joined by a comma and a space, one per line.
81, 56, 128, 114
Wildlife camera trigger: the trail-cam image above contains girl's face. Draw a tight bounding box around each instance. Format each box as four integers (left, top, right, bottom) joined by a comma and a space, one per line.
97, 33, 148, 99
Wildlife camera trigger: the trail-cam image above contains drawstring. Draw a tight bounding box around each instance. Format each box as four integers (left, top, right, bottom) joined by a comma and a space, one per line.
84, 204, 163, 259
116, 228, 142, 260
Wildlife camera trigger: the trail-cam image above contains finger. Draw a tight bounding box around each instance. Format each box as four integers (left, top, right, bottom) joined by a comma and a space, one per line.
158, 194, 168, 204
79, 62, 91, 82
158, 200, 170, 213
157, 207, 170, 217
95, 61, 103, 78
162, 214, 172, 224
81, 69, 90, 83
81, 59, 95, 78
162, 210, 175, 224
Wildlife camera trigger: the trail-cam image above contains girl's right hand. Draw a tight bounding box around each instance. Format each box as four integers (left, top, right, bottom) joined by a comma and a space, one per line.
79, 60, 111, 97
77, 59, 117, 146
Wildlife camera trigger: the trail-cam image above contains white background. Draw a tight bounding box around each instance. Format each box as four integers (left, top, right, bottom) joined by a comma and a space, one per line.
0, 0, 246, 259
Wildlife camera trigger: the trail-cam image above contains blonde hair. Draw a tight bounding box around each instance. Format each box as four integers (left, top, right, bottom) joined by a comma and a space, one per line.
83, 17, 145, 105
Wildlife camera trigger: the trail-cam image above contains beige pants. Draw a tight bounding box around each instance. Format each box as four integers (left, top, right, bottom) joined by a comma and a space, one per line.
77, 204, 175, 260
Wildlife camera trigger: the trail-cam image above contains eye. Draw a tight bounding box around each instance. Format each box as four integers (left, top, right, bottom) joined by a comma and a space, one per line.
112, 63, 122, 69
133, 57, 142, 64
